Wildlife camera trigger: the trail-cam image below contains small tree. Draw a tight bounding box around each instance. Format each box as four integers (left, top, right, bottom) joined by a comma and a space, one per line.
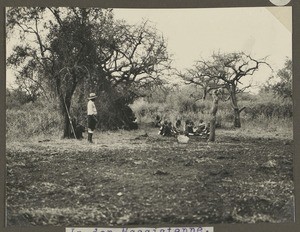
264, 58, 292, 100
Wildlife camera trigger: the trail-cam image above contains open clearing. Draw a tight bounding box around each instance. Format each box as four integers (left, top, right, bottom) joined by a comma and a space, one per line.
6, 126, 294, 226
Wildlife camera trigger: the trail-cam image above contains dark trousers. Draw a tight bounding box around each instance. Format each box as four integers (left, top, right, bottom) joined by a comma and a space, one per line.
87, 115, 97, 143
88, 115, 97, 131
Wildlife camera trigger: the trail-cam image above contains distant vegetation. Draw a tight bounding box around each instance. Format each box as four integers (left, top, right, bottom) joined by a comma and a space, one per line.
6, 58, 292, 141
6, 6, 292, 141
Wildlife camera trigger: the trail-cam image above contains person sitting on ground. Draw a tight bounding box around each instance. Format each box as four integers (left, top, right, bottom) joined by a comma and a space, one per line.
199, 119, 206, 131
164, 122, 173, 137
185, 120, 195, 136
203, 122, 210, 135
175, 119, 181, 129
194, 119, 206, 135
184, 119, 189, 133
158, 120, 173, 137
158, 120, 168, 135
172, 119, 182, 135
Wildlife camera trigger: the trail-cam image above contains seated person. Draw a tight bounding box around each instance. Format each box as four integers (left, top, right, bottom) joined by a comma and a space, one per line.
203, 122, 210, 135
175, 119, 181, 128
198, 119, 206, 131
185, 120, 194, 135
173, 119, 182, 134
159, 121, 173, 137
158, 120, 168, 135
194, 119, 206, 134
164, 122, 173, 137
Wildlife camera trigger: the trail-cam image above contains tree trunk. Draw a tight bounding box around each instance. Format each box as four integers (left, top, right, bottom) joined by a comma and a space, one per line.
202, 88, 207, 100
61, 95, 72, 138
76, 81, 86, 123
230, 85, 241, 128
63, 107, 71, 138
57, 74, 78, 139
208, 89, 220, 142
233, 108, 241, 128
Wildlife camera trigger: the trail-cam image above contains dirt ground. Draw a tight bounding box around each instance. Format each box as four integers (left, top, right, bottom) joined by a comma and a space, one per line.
6, 126, 294, 226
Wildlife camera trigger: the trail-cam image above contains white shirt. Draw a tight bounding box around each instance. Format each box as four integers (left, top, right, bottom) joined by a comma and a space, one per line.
87, 100, 97, 115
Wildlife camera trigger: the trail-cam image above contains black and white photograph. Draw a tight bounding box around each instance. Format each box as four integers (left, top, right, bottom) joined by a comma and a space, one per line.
5, 5, 294, 227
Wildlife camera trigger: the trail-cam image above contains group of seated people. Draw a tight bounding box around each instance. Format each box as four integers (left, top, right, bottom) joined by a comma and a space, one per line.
156, 116, 210, 137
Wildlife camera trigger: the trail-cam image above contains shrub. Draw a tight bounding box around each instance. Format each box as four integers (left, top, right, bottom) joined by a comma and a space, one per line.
130, 98, 168, 123
130, 88, 293, 130
6, 88, 34, 109
242, 101, 292, 119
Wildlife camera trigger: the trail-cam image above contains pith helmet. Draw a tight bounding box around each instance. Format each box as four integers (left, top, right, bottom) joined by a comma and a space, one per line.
88, 93, 97, 100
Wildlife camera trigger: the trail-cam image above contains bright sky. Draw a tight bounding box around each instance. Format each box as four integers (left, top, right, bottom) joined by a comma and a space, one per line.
6, 7, 292, 93
113, 7, 292, 92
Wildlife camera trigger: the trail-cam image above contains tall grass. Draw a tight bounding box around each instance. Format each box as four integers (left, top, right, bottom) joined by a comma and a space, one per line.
6, 89, 293, 141
6, 100, 63, 141
231, 116, 293, 140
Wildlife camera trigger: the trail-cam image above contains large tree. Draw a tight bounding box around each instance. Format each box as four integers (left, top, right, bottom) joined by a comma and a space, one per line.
181, 52, 270, 128
88, 20, 170, 129
7, 7, 110, 137
6, 7, 170, 137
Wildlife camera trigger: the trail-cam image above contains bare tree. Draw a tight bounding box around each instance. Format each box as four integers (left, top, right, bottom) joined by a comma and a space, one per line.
177, 63, 221, 100
92, 20, 170, 90
184, 52, 270, 127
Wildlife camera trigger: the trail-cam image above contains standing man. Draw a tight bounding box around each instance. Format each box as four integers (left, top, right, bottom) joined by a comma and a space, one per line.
87, 93, 98, 143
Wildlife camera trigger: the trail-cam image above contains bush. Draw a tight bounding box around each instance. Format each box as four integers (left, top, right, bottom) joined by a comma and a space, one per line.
6, 88, 35, 109
242, 100, 292, 119
130, 96, 227, 128
130, 98, 167, 123
165, 91, 208, 114
91, 92, 138, 131
130, 88, 293, 130
241, 114, 292, 137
